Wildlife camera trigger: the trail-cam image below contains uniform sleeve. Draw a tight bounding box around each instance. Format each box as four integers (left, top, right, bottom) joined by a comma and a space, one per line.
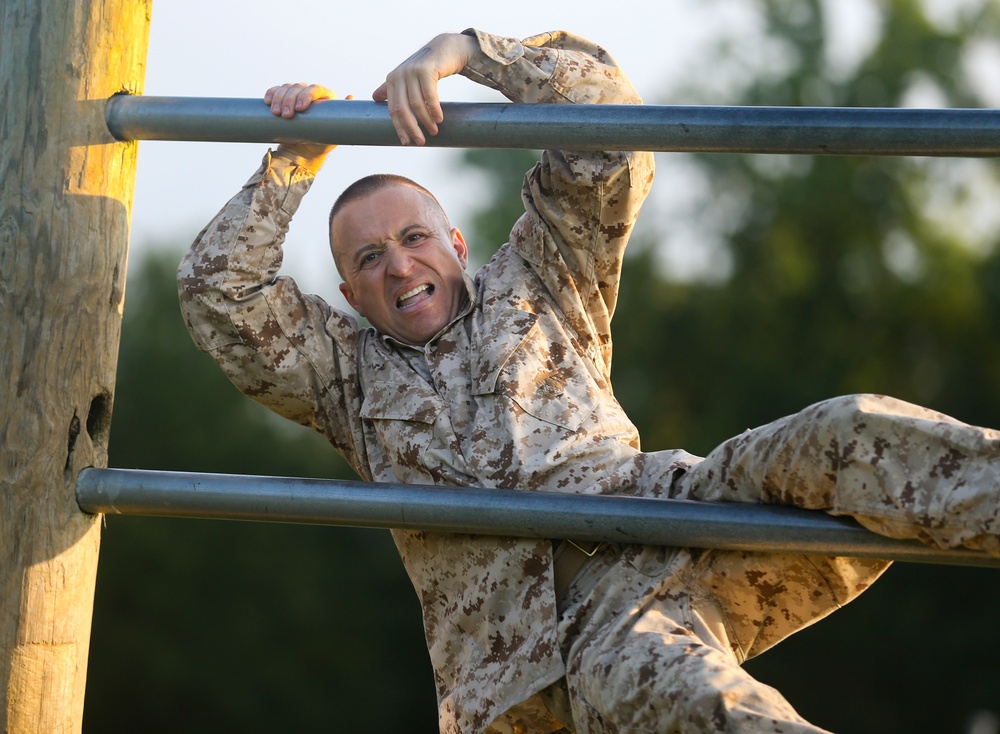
460, 30, 656, 374
177, 151, 372, 479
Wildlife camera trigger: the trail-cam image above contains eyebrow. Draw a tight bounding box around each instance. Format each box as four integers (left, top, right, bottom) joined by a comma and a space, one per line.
351, 224, 429, 269
352, 243, 381, 270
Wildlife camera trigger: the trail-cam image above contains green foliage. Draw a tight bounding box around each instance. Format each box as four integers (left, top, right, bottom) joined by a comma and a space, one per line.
460, 147, 541, 268
614, 0, 1000, 458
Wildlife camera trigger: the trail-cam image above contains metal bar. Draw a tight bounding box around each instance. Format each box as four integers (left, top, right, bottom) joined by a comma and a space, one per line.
77, 467, 1000, 567
104, 95, 1000, 156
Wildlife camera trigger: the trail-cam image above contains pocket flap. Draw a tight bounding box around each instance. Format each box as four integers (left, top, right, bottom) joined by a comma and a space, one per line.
471, 309, 539, 396
360, 379, 446, 424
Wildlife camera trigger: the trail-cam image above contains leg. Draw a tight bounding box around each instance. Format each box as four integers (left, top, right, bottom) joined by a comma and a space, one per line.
564, 590, 830, 734
673, 394, 1000, 555
554, 545, 839, 734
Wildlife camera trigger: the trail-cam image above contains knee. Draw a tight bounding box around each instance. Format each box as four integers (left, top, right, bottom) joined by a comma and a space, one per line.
571, 641, 812, 733
804, 393, 879, 422
807, 393, 941, 425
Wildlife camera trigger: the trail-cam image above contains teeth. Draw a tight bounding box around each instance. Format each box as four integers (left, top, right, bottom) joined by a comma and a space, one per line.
400, 285, 427, 301
398, 284, 430, 307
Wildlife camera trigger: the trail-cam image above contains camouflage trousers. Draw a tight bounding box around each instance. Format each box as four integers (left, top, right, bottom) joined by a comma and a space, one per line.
545, 394, 1000, 733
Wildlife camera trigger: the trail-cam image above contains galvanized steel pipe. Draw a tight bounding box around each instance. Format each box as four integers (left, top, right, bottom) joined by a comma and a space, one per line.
77, 468, 1000, 567
104, 95, 1000, 156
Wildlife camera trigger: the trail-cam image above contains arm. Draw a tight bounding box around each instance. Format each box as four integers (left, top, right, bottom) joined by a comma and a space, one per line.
384, 29, 653, 371
177, 134, 371, 479
476, 31, 655, 367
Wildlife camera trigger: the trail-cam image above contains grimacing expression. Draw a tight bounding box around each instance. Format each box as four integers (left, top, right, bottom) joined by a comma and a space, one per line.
332, 185, 469, 346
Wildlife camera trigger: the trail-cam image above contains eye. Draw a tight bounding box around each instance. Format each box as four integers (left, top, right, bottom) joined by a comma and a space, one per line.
359, 251, 381, 269
404, 232, 425, 245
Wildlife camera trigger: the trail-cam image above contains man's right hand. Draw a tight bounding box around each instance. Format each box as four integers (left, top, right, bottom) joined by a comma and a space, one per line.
372, 32, 479, 146
264, 83, 347, 171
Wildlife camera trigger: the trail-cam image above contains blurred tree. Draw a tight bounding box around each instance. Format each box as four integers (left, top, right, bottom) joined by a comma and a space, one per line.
673, 3, 1000, 730
454, 1, 1000, 732
612, 0, 1000, 456
84, 250, 438, 732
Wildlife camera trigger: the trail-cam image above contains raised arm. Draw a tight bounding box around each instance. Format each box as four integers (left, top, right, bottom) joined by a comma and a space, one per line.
177, 85, 371, 478
454, 30, 654, 371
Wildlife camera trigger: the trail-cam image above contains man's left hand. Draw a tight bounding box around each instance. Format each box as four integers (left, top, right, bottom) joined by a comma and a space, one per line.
372, 32, 478, 146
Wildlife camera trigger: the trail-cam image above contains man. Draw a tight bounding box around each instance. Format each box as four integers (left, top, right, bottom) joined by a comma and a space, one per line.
179, 27, 1000, 734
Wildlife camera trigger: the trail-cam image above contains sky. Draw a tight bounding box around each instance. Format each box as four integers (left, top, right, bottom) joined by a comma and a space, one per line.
129, 0, 775, 304
128, 0, 999, 306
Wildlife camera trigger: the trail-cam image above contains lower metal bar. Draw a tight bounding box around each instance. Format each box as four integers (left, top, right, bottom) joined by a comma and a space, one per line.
76, 468, 1000, 567
104, 95, 1000, 156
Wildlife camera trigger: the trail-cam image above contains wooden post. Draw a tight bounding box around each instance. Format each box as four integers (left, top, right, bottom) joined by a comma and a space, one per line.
0, 2, 150, 730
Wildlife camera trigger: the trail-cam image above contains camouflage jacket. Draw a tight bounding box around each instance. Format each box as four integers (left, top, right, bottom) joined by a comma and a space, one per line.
179, 29, 677, 733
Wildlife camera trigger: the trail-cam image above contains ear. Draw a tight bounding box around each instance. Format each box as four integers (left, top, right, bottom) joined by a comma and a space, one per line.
339, 281, 365, 317
451, 228, 469, 269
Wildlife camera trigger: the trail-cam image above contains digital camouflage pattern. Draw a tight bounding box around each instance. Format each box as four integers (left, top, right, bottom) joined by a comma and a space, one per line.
675, 394, 1000, 557
178, 28, 1000, 734
547, 393, 1000, 732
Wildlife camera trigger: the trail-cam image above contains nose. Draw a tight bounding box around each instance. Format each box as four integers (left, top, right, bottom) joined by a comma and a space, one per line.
385, 244, 414, 277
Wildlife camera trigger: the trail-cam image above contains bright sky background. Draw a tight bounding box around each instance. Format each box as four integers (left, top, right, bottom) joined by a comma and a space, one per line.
129, 0, 999, 305
132, 0, 721, 304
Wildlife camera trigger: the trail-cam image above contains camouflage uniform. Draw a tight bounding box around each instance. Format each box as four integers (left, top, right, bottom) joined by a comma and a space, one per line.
178, 28, 1000, 734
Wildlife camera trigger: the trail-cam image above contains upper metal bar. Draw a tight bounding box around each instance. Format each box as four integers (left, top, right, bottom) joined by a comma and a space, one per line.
104, 95, 1000, 156
77, 467, 1000, 567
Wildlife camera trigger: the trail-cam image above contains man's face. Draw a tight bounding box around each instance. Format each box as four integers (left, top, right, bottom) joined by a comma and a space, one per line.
332, 185, 469, 346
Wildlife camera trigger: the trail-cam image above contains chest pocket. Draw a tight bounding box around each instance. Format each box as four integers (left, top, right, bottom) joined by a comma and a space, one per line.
472, 308, 602, 433
359, 377, 449, 482
360, 379, 445, 422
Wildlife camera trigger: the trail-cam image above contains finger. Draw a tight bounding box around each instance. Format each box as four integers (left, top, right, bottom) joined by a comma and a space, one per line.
384, 78, 420, 145
267, 84, 300, 117
268, 84, 334, 119
293, 84, 335, 113
266, 84, 296, 114
405, 75, 437, 141
303, 84, 335, 105
419, 75, 444, 128
279, 88, 304, 118
388, 101, 417, 146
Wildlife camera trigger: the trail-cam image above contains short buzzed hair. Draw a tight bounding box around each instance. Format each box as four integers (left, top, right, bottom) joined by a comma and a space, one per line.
328, 174, 450, 279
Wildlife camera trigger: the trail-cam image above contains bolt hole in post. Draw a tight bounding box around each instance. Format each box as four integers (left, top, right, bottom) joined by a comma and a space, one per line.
87, 392, 111, 442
